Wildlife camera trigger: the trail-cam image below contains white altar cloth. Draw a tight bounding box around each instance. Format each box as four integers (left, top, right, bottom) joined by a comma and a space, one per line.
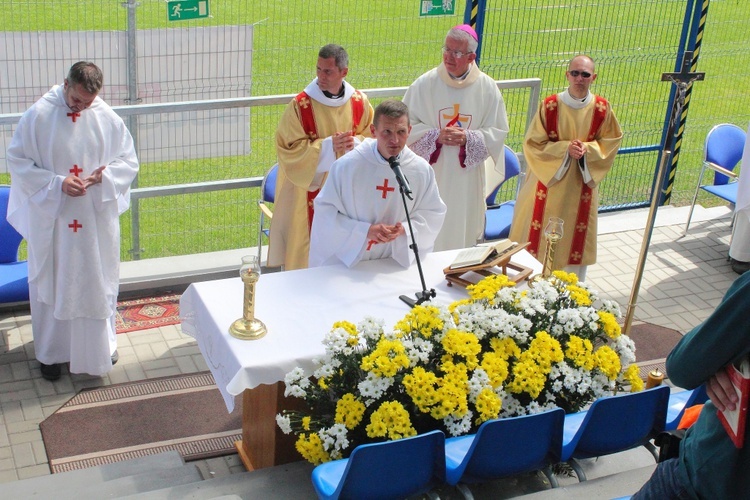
180, 249, 541, 411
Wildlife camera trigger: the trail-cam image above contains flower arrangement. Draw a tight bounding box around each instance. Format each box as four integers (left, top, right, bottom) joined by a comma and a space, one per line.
276, 271, 642, 465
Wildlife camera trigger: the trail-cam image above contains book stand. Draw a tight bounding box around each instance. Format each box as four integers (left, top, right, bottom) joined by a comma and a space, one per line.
443, 242, 533, 288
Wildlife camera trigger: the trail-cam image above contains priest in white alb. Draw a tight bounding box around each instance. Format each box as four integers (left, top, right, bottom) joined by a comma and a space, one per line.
309, 100, 446, 268
403, 24, 508, 251
510, 54, 622, 281
7, 61, 139, 381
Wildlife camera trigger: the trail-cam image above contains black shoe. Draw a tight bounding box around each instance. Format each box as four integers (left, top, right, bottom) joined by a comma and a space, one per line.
111, 350, 119, 365
40, 363, 61, 381
731, 258, 750, 275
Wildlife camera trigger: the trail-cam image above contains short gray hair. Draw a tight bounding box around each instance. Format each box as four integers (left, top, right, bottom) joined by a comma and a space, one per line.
374, 99, 410, 126
318, 44, 349, 70
446, 28, 478, 54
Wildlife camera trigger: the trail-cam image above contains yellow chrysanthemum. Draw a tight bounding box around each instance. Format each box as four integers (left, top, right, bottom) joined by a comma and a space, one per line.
552, 270, 578, 285
528, 331, 564, 370
335, 393, 366, 430
507, 358, 547, 398
366, 401, 417, 439
442, 329, 481, 368
360, 338, 410, 377
567, 284, 592, 306
317, 377, 328, 389
490, 337, 521, 359
302, 416, 311, 431
467, 274, 516, 303
595, 345, 621, 380
295, 433, 330, 465
393, 305, 444, 338
332, 320, 359, 346
565, 335, 596, 370
624, 364, 645, 392
598, 311, 621, 339
480, 351, 510, 388
475, 387, 502, 423
403, 366, 440, 413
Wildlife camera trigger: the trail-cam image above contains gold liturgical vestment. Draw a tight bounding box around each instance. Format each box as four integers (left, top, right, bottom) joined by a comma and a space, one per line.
510, 92, 622, 270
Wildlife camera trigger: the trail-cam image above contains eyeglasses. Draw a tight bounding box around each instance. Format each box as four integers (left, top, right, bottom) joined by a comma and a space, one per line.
442, 46, 473, 59
568, 70, 592, 78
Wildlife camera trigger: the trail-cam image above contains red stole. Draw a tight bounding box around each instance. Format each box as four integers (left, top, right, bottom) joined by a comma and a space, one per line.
527, 94, 608, 264
294, 90, 366, 232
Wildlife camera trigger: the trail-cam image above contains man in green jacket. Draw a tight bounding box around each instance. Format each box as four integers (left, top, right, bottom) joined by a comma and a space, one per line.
632, 272, 750, 498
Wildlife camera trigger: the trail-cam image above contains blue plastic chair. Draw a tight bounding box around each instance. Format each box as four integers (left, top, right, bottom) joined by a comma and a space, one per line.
484, 145, 522, 241
445, 408, 565, 496
0, 185, 30, 305
311, 429, 446, 500
665, 384, 708, 431
257, 164, 278, 261
684, 123, 746, 234
561, 385, 670, 481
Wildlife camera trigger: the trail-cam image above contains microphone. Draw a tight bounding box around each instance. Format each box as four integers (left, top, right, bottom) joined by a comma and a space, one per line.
388, 156, 413, 199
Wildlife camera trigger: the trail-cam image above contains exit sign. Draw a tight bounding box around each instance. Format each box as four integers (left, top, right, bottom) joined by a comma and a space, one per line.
167, 0, 210, 21
419, 0, 456, 17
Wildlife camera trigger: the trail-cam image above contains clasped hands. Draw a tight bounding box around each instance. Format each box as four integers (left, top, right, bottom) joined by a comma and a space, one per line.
568, 139, 587, 160
62, 166, 106, 197
332, 130, 355, 155
438, 126, 466, 146
367, 222, 405, 244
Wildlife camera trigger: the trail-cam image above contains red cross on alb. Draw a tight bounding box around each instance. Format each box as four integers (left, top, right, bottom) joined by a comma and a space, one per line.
69, 165, 83, 177
67, 112, 81, 123
375, 179, 395, 199
366, 240, 378, 251
68, 220, 82, 232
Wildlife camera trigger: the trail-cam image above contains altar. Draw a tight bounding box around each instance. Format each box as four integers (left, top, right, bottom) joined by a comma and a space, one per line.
180, 249, 541, 469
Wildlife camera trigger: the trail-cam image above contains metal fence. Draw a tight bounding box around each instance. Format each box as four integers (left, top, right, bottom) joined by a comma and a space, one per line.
1, 0, 748, 261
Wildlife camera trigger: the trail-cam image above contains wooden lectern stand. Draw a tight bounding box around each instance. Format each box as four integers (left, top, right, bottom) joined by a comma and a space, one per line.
443, 242, 533, 288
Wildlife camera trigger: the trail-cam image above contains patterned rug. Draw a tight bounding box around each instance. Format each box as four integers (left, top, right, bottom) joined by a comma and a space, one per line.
628, 321, 685, 381
116, 294, 181, 333
40, 371, 242, 473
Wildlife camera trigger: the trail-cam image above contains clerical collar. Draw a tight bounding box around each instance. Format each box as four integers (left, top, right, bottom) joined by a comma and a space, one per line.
449, 68, 471, 81
322, 84, 346, 99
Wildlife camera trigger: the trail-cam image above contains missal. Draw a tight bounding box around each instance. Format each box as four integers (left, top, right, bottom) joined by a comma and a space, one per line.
717, 355, 750, 449
450, 239, 517, 270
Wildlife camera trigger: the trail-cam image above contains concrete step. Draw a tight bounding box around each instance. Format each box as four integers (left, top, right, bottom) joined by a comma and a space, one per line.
0, 451, 188, 498
73, 462, 203, 499
516, 464, 655, 500
121, 460, 317, 499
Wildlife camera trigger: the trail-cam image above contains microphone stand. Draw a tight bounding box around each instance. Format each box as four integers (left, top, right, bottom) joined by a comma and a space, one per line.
389, 158, 436, 308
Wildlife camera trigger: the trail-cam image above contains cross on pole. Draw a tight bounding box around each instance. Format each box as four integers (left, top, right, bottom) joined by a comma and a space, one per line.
623, 51, 705, 335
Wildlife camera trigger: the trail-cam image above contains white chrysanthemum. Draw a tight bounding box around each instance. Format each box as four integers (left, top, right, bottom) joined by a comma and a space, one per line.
357, 372, 394, 404
501, 394, 526, 417
358, 316, 384, 341
319, 424, 350, 455
600, 298, 622, 317
468, 368, 491, 401
322, 327, 353, 356
313, 362, 336, 380
444, 412, 473, 436
403, 336, 433, 365
614, 335, 637, 365
283, 367, 311, 398
275, 414, 292, 434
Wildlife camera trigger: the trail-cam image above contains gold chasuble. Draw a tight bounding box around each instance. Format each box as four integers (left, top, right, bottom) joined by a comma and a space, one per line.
271, 87, 372, 270
510, 93, 622, 270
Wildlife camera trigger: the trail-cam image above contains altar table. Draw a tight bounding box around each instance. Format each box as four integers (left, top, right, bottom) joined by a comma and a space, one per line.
180, 249, 541, 469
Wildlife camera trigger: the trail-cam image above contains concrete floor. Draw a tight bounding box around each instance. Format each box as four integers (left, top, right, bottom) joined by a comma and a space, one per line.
0, 203, 739, 497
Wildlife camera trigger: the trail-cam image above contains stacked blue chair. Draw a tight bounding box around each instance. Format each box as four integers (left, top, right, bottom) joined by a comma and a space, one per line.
0, 185, 30, 305
445, 408, 565, 498
484, 145, 522, 241
257, 164, 278, 261
665, 384, 708, 431
561, 385, 670, 481
311, 429, 445, 500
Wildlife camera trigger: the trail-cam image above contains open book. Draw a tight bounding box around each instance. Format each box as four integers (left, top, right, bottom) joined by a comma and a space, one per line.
717, 355, 750, 449
450, 239, 518, 270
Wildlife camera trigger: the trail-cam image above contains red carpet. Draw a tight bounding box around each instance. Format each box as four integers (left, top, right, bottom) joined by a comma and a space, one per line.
116, 295, 181, 334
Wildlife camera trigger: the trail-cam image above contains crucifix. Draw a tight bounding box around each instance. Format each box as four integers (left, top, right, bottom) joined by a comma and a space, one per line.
624, 51, 705, 335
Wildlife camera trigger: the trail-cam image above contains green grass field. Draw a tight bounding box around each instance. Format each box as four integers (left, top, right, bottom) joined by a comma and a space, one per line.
2, 0, 748, 260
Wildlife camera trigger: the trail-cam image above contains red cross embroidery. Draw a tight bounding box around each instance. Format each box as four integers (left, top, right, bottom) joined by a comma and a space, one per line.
69, 165, 83, 177
68, 220, 82, 232
376, 179, 395, 199
67, 112, 81, 122
367, 240, 378, 251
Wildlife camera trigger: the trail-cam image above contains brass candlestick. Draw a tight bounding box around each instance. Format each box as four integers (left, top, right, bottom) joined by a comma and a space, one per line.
541, 217, 564, 278
530, 217, 564, 284
229, 255, 267, 340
